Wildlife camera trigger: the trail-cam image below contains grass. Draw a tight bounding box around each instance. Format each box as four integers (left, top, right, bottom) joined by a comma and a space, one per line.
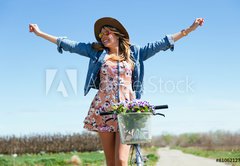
0, 147, 159, 166
174, 146, 240, 166
0, 151, 105, 166
141, 146, 159, 165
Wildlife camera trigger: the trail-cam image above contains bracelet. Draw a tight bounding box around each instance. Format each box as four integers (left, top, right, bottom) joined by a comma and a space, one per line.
181, 29, 188, 36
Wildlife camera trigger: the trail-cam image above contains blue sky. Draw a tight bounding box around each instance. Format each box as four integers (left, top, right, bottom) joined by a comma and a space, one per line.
0, 0, 240, 136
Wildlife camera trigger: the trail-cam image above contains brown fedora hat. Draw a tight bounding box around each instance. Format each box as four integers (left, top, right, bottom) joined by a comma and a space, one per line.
94, 17, 129, 42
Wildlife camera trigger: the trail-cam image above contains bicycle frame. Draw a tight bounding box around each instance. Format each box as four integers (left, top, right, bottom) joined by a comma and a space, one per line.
133, 144, 144, 166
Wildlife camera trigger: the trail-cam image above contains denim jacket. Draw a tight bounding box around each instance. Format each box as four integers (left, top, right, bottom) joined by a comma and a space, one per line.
57, 35, 174, 99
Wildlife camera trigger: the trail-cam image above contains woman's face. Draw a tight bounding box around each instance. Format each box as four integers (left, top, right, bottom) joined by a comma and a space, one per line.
99, 27, 119, 48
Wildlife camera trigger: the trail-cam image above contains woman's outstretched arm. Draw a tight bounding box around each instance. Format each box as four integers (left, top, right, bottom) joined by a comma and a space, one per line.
29, 24, 95, 57
29, 24, 57, 44
172, 18, 204, 42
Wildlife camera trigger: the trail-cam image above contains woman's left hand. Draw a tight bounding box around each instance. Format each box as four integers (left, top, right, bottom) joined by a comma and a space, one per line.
190, 18, 204, 31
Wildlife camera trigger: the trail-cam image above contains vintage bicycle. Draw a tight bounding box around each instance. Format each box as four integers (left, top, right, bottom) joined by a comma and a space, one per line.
100, 101, 168, 166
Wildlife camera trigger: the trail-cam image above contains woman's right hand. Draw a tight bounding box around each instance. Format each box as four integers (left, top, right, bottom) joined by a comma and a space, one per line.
189, 18, 204, 31
29, 24, 42, 36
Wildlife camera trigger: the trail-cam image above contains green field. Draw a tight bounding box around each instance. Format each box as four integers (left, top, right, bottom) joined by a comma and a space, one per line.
0, 151, 105, 166
0, 147, 158, 166
175, 147, 240, 166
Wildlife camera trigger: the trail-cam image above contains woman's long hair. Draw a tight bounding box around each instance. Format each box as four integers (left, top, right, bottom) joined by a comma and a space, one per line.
92, 26, 134, 69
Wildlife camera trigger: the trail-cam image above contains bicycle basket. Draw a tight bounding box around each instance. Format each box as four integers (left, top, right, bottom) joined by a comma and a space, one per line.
117, 113, 152, 144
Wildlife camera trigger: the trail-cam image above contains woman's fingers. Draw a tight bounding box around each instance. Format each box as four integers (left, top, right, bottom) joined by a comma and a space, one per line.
196, 18, 204, 26
199, 18, 204, 26
29, 24, 36, 32
29, 24, 34, 32
29, 24, 40, 34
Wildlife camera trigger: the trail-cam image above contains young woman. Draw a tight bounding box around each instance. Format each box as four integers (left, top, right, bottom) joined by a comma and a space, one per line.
29, 17, 204, 166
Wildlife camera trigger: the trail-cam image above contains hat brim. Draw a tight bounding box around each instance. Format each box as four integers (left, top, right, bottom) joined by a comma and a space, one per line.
94, 17, 129, 42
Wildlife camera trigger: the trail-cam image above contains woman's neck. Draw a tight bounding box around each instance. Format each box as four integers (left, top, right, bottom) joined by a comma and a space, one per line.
108, 47, 119, 56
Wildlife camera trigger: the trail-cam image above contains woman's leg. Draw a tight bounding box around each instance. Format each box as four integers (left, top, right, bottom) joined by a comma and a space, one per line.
115, 132, 131, 166
99, 132, 115, 166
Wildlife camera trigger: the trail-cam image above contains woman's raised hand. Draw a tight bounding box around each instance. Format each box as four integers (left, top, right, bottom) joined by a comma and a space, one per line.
29, 24, 57, 44
29, 24, 42, 36
190, 18, 204, 31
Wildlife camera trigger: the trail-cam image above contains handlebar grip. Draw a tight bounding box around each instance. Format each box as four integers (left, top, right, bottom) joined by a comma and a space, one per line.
99, 111, 114, 116
154, 105, 168, 110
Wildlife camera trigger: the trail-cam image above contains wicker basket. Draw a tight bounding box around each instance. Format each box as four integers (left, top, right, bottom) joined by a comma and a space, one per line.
117, 113, 152, 144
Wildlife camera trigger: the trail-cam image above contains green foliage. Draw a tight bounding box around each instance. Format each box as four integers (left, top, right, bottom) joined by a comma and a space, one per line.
0, 158, 11, 166
79, 152, 105, 164
162, 134, 174, 145
175, 147, 240, 166
146, 153, 158, 161
178, 133, 201, 146
143, 146, 159, 165
177, 147, 240, 158
118, 113, 151, 131
35, 157, 66, 166
0, 150, 161, 166
118, 113, 151, 144
152, 131, 240, 150
0, 152, 104, 166
111, 100, 154, 114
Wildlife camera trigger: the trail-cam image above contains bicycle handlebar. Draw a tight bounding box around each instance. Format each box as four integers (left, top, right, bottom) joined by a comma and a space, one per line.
99, 111, 115, 115
152, 105, 168, 117
99, 105, 168, 116
154, 105, 168, 110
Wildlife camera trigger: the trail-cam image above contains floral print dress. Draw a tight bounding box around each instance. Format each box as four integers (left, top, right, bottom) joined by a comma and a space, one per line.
83, 58, 135, 132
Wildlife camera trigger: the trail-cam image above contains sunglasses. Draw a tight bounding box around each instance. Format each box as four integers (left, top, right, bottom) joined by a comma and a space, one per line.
98, 30, 111, 39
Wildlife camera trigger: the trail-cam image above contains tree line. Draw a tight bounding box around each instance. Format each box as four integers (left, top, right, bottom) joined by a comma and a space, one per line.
0, 130, 239, 155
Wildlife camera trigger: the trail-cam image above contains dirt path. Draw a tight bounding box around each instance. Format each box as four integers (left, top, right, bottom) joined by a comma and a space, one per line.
156, 147, 228, 166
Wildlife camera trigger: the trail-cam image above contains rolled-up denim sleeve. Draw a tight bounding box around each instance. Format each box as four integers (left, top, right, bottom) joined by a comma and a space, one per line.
166, 35, 174, 51
56, 37, 93, 58
140, 35, 174, 61
57, 37, 67, 53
